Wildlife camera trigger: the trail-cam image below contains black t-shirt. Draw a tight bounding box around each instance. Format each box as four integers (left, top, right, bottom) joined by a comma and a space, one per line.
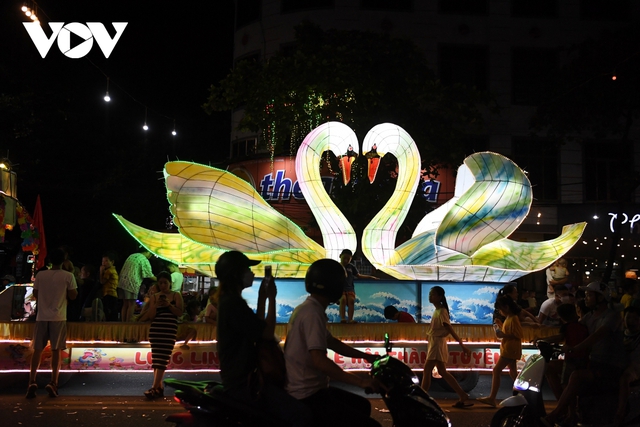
217, 292, 265, 391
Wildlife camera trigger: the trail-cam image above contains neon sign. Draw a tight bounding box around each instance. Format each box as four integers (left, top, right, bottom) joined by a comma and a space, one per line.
259, 170, 333, 201
608, 213, 640, 233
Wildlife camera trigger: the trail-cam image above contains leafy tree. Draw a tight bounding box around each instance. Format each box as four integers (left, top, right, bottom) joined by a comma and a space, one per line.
531, 25, 640, 281
205, 23, 493, 247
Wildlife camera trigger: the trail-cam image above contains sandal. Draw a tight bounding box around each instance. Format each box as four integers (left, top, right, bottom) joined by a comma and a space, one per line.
144, 387, 164, 399
452, 401, 474, 408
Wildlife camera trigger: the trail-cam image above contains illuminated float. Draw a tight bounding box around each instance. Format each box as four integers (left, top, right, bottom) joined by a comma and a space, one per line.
115, 122, 585, 282
0, 123, 584, 379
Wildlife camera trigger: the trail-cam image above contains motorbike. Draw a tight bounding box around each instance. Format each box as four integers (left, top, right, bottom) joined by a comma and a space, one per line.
490, 340, 561, 427
165, 333, 450, 427
490, 341, 640, 427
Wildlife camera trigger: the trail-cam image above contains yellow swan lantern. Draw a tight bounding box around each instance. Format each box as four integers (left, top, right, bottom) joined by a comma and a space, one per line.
114, 122, 359, 278
360, 123, 586, 281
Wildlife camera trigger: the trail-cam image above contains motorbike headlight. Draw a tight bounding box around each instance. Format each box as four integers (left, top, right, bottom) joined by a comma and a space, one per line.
514, 378, 529, 391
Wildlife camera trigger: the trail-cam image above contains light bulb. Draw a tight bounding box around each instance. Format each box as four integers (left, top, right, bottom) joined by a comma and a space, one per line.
172, 130, 177, 136
21, 5, 28, 12
25, 9, 32, 16
612, 75, 617, 81
143, 124, 149, 131
104, 92, 111, 102
30, 14, 37, 20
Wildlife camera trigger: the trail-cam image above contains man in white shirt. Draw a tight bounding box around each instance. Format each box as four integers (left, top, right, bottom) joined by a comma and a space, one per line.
538, 284, 571, 326
167, 262, 184, 293
285, 259, 382, 427
26, 248, 77, 398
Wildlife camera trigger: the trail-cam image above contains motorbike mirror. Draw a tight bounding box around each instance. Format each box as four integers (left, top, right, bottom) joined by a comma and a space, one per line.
384, 333, 392, 354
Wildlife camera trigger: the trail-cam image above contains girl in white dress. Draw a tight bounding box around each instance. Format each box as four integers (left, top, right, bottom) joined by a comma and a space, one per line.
421, 286, 473, 408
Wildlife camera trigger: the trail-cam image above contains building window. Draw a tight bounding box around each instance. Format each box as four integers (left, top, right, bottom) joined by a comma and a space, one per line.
584, 140, 632, 202
511, 0, 557, 18
232, 138, 258, 158
361, 0, 412, 11
439, 44, 489, 91
511, 47, 557, 105
580, 0, 630, 21
281, 0, 335, 13
512, 137, 559, 202
236, 0, 261, 29
438, 0, 488, 15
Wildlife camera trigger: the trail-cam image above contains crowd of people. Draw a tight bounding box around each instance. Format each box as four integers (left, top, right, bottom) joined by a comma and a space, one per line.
22, 246, 640, 426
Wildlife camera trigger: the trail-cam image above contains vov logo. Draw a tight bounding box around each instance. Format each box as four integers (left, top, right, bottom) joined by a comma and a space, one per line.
23, 22, 127, 59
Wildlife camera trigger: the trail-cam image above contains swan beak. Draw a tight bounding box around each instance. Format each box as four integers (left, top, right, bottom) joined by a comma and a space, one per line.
339, 156, 356, 185
366, 151, 384, 184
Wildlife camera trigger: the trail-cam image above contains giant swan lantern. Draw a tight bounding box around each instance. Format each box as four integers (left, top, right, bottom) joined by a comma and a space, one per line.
114, 122, 359, 277
360, 123, 587, 281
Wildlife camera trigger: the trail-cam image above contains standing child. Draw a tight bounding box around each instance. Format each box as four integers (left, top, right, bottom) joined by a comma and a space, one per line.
99, 251, 119, 322
421, 286, 473, 408
478, 296, 524, 407
338, 249, 378, 323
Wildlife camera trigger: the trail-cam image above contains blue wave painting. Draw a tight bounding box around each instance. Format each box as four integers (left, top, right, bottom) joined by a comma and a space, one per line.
242, 278, 503, 325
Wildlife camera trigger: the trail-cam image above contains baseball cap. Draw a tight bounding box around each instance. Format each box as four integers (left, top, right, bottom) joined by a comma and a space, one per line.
214, 251, 260, 280
580, 281, 610, 299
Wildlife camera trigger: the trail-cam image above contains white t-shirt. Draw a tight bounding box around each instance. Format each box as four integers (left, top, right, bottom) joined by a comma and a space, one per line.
171, 271, 184, 293
284, 296, 332, 400
34, 269, 77, 321
539, 298, 561, 326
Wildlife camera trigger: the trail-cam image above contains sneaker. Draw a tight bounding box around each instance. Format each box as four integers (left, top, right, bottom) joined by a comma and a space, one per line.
45, 382, 58, 398
25, 382, 37, 399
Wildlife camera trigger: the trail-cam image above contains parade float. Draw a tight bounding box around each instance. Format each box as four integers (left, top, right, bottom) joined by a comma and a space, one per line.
0, 124, 585, 390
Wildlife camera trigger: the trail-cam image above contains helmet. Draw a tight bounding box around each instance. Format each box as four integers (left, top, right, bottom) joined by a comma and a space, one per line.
305, 259, 346, 303
215, 251, 260, 283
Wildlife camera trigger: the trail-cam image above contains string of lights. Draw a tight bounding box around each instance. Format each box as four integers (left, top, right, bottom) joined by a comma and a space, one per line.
18, 1, 179, 137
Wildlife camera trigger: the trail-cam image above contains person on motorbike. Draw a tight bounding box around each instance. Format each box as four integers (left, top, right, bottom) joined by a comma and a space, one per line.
284, 258, 383, 427
216, 251, 312, 427
542, 281, 625, 427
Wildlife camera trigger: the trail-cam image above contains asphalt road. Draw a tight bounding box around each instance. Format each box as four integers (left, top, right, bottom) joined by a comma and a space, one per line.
0, 372, 557, 427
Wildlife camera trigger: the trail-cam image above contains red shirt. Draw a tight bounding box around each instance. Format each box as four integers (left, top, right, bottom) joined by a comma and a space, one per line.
397, 312, 416, 323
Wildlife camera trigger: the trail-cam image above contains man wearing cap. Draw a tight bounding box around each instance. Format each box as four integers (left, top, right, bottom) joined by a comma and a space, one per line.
215, 251, 312, 427
2, 274, 16, 289
542, 281, 624, 426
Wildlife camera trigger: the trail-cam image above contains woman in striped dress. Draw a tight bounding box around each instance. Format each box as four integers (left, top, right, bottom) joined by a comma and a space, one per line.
142, 271, 183, 398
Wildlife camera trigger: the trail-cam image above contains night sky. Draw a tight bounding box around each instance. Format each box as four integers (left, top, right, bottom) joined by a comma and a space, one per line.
0, 1, 235, 269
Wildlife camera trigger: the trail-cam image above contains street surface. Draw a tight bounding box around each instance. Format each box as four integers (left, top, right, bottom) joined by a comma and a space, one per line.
0, 371, 557, 427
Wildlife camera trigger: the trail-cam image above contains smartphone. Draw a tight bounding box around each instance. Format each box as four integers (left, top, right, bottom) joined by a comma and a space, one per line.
264, 265, 272, 278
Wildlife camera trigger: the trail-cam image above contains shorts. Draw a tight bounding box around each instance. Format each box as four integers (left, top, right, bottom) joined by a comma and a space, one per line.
427, 336, 448, 362
342, 291, 355, 298
562, 359, 588, 385
118, 287, 137, 300
32, 321, 67, 351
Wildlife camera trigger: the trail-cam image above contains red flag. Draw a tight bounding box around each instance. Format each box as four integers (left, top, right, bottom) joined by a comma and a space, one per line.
32, 195, 47, 271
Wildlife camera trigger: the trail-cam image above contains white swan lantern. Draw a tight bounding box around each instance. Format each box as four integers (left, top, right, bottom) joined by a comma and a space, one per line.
115, 122, 586, 281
